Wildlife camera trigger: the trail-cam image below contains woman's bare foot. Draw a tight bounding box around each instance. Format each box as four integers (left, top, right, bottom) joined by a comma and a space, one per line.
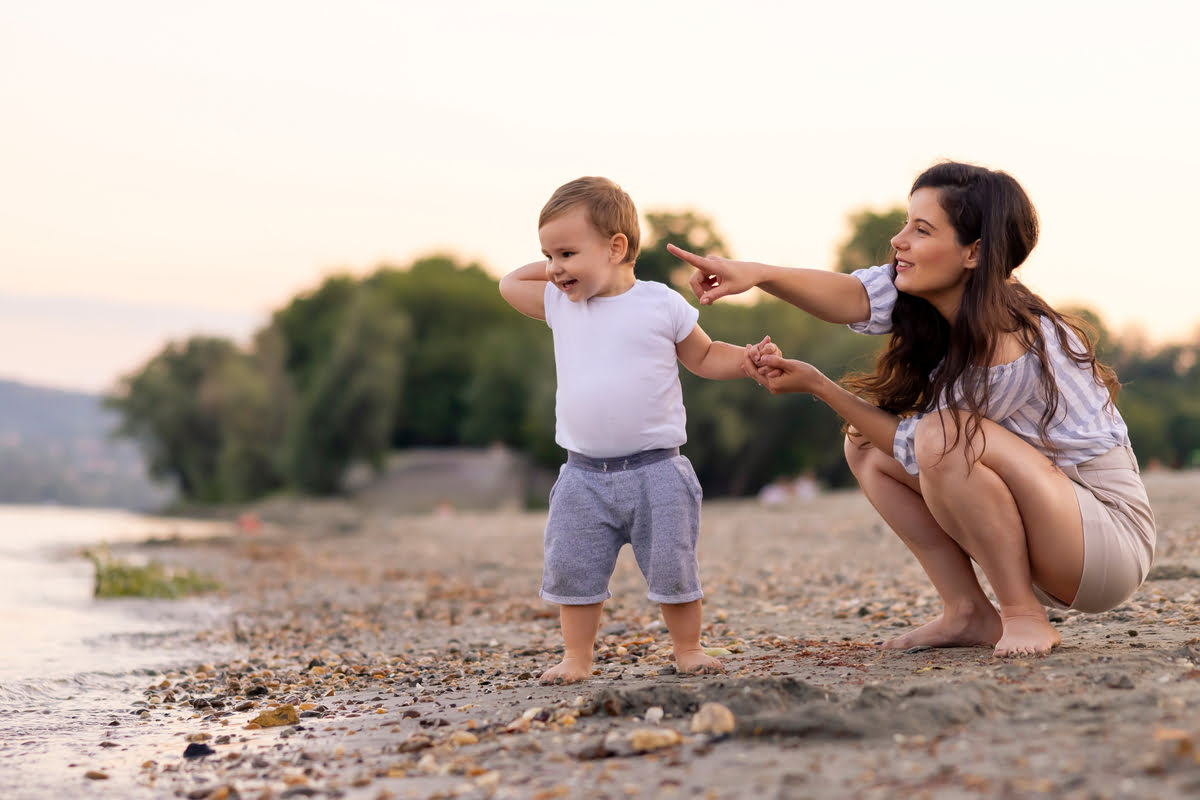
879, 606, 1003, 650
538, 657, 592, 684
674, 647, 725, 675
993, 613, 1061, 657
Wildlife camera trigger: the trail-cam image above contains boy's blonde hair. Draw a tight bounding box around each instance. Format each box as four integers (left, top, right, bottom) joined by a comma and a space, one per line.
539, 177, 640, 264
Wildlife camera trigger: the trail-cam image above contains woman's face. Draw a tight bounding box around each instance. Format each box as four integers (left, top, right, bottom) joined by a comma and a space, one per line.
890, 187, 979, 319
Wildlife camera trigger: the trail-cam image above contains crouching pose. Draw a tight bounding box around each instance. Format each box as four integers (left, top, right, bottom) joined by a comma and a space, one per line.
673, 161, 1155, 657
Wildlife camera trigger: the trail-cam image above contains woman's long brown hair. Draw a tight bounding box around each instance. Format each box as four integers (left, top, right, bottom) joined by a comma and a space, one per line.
844, 162, 1119, 462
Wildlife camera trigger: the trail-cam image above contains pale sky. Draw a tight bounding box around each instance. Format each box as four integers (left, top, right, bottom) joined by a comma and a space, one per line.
2, 0, 1197, 392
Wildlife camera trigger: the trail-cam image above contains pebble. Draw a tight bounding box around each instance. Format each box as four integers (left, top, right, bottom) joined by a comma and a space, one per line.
183, 743, 216, 759
690, 702, 736, 736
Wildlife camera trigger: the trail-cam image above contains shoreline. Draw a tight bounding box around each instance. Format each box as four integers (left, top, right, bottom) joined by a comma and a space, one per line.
13, 471, 1200, 798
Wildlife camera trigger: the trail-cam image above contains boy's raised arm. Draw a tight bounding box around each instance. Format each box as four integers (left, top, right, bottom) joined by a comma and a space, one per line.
499, 261, 549, 321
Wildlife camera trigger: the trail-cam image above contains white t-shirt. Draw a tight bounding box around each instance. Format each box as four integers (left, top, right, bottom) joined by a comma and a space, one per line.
544, 279, 699, 458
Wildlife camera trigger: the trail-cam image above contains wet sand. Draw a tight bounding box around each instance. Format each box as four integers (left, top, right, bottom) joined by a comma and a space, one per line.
40, 471, 1200, 799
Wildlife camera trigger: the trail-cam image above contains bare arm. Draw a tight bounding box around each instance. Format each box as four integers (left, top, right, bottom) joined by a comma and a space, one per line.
498, 260, 549, 320
751, 352, 901, 455
668, 243, 871, 325
676, 327, 770, 381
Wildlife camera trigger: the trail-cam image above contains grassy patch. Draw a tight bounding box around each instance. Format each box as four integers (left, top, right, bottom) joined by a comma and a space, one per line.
85, 549, 222, 599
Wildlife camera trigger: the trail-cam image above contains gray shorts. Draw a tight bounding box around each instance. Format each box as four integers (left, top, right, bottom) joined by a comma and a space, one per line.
540, 448, 704, 605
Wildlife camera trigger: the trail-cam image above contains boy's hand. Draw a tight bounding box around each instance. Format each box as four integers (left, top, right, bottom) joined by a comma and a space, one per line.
743, 336, 784, 380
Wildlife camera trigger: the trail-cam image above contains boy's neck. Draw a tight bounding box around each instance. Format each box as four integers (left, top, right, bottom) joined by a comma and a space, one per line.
596, 264, 637, 298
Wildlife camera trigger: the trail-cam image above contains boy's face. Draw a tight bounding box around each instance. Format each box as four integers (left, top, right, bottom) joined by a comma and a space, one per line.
539, 206, 632, 302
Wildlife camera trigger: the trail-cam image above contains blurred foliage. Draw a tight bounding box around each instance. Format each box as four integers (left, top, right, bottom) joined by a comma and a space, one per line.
637, 211, 731, 290
835, 208, 906, 273
106, 206, 1200, 505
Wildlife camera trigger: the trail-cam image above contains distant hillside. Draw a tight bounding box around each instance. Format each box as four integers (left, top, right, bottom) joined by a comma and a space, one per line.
0, 378, 173, 510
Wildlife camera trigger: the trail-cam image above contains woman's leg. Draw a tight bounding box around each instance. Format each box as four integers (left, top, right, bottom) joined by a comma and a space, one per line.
844, 435, 1003, 649
913, 412, 1084, 656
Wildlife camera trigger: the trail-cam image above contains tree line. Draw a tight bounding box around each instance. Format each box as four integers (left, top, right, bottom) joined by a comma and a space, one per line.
106, 210, 1200, 505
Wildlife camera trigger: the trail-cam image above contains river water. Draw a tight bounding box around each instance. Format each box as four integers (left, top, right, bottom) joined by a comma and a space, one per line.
0, 504, 236, 797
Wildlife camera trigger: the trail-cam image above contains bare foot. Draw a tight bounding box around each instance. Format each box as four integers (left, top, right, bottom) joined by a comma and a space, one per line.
538, 657, 592, 685
993, 614, 1061, 657
879, 607, 1003, 650
674, 648, 725, 675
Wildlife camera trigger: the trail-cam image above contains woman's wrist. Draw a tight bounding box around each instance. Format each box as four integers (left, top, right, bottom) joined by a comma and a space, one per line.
751, 261, 780, 290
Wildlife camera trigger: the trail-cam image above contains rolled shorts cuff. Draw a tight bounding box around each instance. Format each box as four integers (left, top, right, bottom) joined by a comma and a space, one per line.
539, 588, 611, 605
647, 589, 704, 605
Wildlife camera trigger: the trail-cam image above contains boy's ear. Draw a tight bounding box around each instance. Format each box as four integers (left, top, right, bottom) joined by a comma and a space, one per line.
963, 239, 980, 270
608, 233, 629, 263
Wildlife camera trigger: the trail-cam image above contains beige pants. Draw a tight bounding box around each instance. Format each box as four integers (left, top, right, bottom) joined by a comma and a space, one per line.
1033, 445, 1156, 613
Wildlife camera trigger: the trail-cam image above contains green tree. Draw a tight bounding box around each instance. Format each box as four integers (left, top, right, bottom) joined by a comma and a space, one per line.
636, 211, 730, 290
107, 337, 281, 503
367, 255, 515, 446
835, 208, 905, 273
459, 321, 555, 454
283, 288, 409, 494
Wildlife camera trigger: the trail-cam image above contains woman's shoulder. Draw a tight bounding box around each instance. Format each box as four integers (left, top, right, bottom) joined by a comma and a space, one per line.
986, 314, 1088, 373
989, 332, 1030, 369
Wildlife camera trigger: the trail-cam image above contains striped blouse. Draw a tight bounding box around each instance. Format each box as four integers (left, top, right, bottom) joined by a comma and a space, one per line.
849, 264, 1130, 476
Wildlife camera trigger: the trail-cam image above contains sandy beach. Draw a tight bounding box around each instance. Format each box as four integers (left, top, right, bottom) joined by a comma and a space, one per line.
26, 470, 1200, 799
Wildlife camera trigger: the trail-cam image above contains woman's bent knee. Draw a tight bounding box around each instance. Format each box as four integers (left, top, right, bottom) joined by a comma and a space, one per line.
912, 412, 965, 477
844, 434, 872, 476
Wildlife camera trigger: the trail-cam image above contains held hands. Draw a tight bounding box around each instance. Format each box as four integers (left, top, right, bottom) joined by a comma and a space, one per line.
744, 336, 782, 379
668, 243, 760, 306
742, 343, 825, 396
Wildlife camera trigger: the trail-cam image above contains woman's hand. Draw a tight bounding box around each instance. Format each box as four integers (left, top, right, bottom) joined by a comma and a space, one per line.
749, 353, 827, 396
668, 243, 763, 306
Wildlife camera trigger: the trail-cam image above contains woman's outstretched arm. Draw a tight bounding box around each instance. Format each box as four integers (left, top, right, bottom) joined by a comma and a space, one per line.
668, 243, 872, 324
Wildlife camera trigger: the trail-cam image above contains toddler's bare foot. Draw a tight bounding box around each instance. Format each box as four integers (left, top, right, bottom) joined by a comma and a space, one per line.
674, 648, 725, 675
538, 657, 592, 685
993, 614, 1061, 657
879, 606, 1003, 650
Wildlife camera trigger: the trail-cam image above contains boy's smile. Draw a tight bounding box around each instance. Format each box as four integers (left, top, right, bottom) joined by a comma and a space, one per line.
539, 206, 635, 302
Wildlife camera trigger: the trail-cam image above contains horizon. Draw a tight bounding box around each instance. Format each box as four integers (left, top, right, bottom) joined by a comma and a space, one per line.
3, 1, 1196, 392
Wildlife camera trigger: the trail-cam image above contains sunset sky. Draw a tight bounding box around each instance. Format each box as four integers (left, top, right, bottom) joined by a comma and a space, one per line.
2, 0, 1196, 392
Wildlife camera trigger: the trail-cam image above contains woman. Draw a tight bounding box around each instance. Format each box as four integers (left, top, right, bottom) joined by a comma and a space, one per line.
670, 161, 1154, 657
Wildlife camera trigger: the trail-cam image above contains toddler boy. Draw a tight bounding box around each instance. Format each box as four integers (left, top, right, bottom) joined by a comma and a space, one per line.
499, 176, 772, 683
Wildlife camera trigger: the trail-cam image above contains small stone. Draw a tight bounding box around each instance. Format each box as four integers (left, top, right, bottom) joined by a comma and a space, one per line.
644, 706, 664, 725
630, 727, 682, 752
690, 702, 736, 736
448, 731, 478, 746
250, 704, 299, 728
84, 771, 109, 780
703, 647, 733, 657
397, 734, 434, 753
570, 734, 614, 760
183, 743, 216, 759
1106, 674, 1135, 690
